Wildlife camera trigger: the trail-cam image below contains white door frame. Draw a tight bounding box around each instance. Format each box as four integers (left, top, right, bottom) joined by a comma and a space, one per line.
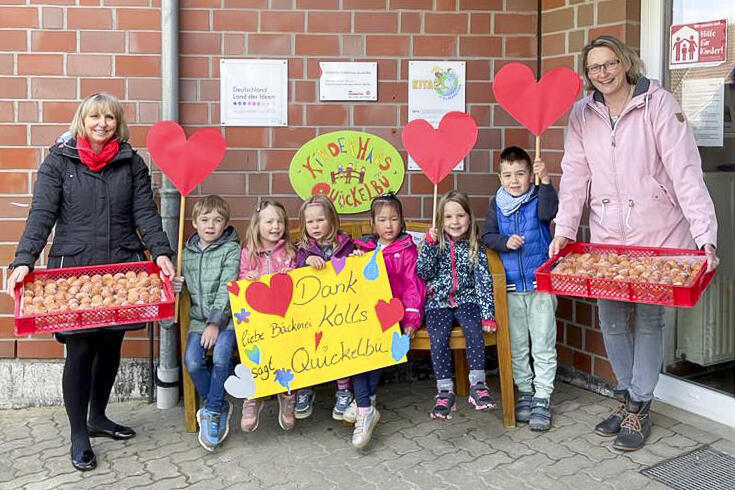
641, 0, 735, 429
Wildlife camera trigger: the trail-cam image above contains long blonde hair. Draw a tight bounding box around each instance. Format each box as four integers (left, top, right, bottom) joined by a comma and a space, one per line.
298, 195, 339, 247
434, 190, 481, 265
581, 35, 646, 91
69, 93, 130, 142
243, 200, 295, 268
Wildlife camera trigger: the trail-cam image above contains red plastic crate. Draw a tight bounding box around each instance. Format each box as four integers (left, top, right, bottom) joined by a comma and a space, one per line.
535, 243, 715, 307
14, 261, 175, 336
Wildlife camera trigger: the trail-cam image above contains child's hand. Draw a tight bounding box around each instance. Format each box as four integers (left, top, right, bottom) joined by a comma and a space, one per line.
403, 326, 416, 339
482, 319, 497, 333
171, 276, 185, 293
506, 234, 525, 250
306, 256, 326, 269
426, 228, 438, 243
533, 157, 551, 184
277, 267, 291, 274
200, 324, 219, 349
245, 271, 260, 281
350, 249, 365, 256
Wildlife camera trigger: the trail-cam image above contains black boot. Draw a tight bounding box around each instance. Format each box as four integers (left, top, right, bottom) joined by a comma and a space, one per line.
594, 389, 628, 437
612, 398, 652, 451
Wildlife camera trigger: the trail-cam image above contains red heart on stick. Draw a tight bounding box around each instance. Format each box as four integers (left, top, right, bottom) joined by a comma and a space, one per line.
145, 121, 226, 197
402, 112, 478, 185
492, 63, 581, 136
245, 273, 293, 318
375, 298, 405, 332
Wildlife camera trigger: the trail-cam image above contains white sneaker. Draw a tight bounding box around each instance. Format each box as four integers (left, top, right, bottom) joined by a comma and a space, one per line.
343, 395, 376, 424
352, 407, 380, 449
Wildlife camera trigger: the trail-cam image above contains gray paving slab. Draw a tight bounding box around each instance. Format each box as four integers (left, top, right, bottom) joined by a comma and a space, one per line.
0, 380, 732, 489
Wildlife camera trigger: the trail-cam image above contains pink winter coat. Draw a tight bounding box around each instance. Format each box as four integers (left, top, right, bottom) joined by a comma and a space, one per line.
555, 78, 717, 250
355, 234, 426, 330
239, 239, 295, 279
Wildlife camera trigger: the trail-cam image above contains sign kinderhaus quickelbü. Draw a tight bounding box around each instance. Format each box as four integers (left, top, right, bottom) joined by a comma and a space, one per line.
289, 130, 405, 214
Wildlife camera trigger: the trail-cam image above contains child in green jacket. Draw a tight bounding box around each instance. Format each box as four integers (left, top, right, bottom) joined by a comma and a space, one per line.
172, 195, 240, 452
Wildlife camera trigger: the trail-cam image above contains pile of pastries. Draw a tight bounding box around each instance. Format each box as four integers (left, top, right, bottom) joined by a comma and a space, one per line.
22, 271, 163, 315
551, 252, 704, 286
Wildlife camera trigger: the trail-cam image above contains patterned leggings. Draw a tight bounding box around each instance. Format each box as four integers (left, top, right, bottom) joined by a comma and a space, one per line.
425, 303, 486, 381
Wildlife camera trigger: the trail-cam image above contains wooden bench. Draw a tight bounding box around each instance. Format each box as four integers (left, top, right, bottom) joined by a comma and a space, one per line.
179, 220, 515, 431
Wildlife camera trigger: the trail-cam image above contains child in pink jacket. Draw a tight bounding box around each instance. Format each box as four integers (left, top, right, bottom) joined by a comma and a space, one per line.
238, 200, 296, 433
346, 193, 426, 449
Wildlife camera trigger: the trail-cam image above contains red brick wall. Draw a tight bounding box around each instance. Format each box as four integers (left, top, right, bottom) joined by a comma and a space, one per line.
0, 0, 163, 359
541, 0, 641, 385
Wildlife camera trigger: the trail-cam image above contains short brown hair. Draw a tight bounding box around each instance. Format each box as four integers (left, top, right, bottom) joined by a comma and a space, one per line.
69, 93, 130, 141
192, 195, 231, 223
581, 35, 646, 91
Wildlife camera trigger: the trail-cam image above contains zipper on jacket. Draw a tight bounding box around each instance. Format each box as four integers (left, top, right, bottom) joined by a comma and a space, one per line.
448, 239, 458, 307
625, 200, 634, 230
514, 213, 527, 291
197, 251, 204, 321
599, 198, 610, 224
60, 256, 65, 268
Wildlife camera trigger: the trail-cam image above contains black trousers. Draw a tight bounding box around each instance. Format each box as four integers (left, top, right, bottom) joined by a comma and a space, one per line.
62, 330, 126, 443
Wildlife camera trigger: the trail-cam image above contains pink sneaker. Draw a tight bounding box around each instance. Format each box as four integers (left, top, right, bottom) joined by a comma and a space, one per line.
240, 399, 263, 432
277, 393, 296, 431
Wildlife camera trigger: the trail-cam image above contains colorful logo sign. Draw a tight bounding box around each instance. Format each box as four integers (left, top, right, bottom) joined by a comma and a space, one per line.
411, 66, 462, 100
225, 253, 407, 400
289, 131, 405, 214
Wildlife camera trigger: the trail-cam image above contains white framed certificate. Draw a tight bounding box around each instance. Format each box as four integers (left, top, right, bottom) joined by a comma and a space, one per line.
319, 62, 378, 101
220, 59, 288, 127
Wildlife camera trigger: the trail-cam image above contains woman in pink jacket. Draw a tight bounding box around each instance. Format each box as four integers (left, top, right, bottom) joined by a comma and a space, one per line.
549, 35, 719, 452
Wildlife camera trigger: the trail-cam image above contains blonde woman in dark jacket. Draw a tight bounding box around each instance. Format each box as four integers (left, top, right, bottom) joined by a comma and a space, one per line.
7, 93, 175, 472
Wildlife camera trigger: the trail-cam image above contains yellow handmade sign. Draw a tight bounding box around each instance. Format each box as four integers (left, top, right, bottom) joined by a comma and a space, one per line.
224, 253, 409, 400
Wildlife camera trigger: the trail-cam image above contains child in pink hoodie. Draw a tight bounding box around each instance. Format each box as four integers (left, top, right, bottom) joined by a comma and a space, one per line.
238, 200, 297, 433
347, 193, 426, 449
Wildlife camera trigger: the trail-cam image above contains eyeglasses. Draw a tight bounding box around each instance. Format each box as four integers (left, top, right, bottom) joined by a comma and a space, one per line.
587, 59, 621, 75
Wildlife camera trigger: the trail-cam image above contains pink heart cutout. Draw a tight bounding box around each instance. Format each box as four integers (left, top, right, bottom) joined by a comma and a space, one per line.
401, 112, 478, 185
492, 63, 581, 136
145, 121, 227, 197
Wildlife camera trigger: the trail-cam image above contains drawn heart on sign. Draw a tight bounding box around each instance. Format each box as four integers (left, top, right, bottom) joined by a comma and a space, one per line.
245, 273, 293, 317
492, 63, 581, 136
226, 280, 240, 297
391, 331, 410, 362
331, 256, 346, 276
401, 112, 478, 185
224, 364, 256, 399
145, 121, 227, 197
315, 331, 323, 351
244, 344, 260, 365
375, 298, 405, 332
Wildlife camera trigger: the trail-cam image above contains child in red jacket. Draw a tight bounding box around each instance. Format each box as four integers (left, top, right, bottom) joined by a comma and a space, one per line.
348, 193, 426, 448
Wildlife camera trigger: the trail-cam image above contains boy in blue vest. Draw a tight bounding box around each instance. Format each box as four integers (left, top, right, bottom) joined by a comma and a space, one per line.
482, 146, 559, 431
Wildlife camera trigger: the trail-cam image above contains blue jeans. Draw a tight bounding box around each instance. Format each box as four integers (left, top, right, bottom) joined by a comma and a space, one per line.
184, 329, 236, 413
598, 300, 665, 402
352, 370, 381, 407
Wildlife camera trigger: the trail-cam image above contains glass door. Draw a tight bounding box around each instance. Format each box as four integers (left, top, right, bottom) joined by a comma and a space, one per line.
641, 0, 735, 426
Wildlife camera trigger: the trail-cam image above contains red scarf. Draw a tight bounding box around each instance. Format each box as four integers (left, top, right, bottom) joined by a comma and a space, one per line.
76, 136, 120, 172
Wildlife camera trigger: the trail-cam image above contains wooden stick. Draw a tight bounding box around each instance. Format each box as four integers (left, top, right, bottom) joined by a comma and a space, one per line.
432, 184, 438, 230
174, 195, 186, 322
534, 135, 541, 185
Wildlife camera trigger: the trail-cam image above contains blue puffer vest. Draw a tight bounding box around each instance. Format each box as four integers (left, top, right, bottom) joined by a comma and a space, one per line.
497, 195, 552, 292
